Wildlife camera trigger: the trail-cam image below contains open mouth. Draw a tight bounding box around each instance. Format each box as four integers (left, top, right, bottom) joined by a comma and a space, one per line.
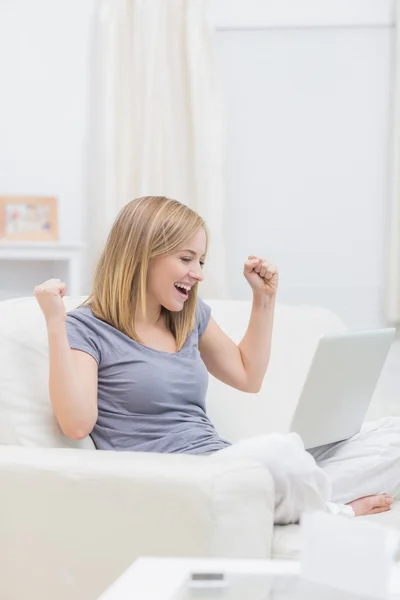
174, 283, 190, 299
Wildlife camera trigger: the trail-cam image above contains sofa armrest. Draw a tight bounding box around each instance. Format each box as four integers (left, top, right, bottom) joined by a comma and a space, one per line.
0, 445, 274, 600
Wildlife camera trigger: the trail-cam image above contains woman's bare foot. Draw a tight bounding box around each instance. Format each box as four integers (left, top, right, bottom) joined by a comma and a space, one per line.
347, 494, 394, 516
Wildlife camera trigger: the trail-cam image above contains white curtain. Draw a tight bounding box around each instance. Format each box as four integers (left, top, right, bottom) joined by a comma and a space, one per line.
387, 1, 400, 324
85, 0, 228, 298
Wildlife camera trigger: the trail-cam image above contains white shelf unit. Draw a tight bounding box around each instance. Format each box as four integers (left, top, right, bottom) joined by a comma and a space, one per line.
0, 242, 85, 299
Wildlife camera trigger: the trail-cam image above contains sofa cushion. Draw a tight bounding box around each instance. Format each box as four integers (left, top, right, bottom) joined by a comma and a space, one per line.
272, 524, 303, 560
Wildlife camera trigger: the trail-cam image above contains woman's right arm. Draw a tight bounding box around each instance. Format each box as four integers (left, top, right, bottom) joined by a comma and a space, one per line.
34, 279, 98, 440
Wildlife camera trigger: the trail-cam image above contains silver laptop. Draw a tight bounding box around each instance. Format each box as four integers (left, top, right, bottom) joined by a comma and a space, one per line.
289, 328, 396, 450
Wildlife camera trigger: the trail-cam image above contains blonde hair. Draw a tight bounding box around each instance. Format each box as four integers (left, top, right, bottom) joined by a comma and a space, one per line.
86, 196, 207, 350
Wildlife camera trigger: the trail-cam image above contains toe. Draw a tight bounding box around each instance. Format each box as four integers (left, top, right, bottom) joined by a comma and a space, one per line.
348, 494, 394, 516
368, 494, 393, 509
378, 494, 393, 507
370, 494, 393, 512
370, 506, 391, 515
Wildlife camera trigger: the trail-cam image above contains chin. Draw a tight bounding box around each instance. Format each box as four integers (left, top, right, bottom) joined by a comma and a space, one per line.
161, 298, 185, 312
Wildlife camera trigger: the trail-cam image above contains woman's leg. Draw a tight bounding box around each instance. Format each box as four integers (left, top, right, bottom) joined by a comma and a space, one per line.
214, 424, 395, 523
214, 432, 331, 525
309, 417, 400, 504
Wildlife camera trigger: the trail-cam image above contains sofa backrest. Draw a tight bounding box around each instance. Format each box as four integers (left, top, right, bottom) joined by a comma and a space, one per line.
205, 300, 346, 441
0, 296, 95, 449
0, 296, 346, 448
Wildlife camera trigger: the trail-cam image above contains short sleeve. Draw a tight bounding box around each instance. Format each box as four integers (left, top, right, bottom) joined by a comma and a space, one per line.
66, 309, 101, 364
196, 297, 211, 338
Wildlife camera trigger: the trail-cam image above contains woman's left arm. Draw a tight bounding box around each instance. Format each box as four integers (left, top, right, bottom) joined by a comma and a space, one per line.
199, 256, 278, 393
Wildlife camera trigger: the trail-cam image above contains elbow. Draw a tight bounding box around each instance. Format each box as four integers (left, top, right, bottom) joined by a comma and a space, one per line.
60, 417, 97, 440
243, 374, 265, 393
245, 382, 262, 394
64, 428, 92, 441
235, 378, 262, 393
243, 368, 269, 393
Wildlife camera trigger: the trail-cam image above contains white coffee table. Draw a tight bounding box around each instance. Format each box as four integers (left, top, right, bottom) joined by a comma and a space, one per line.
98, 557, 400, 600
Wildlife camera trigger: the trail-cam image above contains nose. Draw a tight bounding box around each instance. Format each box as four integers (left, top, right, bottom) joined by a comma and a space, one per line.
189, 266, 204, 283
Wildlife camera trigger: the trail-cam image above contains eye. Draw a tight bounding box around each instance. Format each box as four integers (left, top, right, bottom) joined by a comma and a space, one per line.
181, 257, 205, 268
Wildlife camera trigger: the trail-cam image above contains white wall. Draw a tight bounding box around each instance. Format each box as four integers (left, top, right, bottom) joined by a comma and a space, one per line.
0, 0, 395, 328
0, 0, 94, 240
215, 10, 393, 328
0, 0, 95, 296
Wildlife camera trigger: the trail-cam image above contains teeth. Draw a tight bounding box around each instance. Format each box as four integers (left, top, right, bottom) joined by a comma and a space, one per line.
175, 283, 191, 291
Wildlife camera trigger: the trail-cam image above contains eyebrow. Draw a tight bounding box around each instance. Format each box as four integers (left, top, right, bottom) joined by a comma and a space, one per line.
180, 249, 205, 258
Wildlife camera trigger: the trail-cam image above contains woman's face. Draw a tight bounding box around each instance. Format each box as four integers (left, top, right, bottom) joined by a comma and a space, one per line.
147, 228, 206, 312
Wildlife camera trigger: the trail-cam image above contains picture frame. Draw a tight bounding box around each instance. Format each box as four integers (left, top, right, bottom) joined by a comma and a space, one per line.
0, 196, 59, 242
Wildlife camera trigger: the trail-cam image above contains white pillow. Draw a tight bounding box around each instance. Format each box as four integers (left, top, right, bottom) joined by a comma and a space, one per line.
0, 296, 95, 449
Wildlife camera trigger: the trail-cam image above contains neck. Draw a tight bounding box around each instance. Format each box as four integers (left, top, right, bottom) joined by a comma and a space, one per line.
135, 299, 163, 328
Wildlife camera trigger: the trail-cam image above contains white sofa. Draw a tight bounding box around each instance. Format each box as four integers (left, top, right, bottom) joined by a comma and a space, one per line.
0, 296, 399, 600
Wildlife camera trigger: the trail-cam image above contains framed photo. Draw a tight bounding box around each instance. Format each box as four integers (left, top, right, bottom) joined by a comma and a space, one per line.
0, 196, 59, 241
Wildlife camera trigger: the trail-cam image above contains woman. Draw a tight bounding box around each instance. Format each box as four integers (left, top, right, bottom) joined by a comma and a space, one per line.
34, 196, 399, 525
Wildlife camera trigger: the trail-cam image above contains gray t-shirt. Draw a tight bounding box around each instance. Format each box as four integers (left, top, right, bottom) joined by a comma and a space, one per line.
66, 297, 230, 455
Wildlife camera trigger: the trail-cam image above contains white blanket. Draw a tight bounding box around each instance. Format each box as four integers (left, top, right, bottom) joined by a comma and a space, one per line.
214, 417, 400, 525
